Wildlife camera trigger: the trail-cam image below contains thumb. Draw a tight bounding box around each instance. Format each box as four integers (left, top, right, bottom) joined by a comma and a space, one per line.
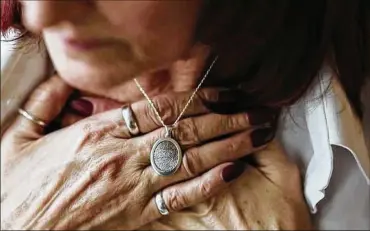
9, 75, 74, 138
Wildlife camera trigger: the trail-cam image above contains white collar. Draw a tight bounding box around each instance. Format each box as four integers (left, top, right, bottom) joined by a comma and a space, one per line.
291, 66, 370, 213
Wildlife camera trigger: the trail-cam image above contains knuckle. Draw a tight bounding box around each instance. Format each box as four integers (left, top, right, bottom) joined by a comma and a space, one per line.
174, 118, 200, 147
197, 88, 219, 102
225, 139, 240, 153
224, 114, 245, 130
79, 126, 94, 143
143, 102, 163, 128
166, 189, 188, 212
199, 180, 213, 198
77, 122, 106, 147
152, 95, 177, 124
182, 148, 200, 178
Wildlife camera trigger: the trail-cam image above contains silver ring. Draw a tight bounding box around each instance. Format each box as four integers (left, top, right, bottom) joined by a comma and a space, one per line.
18, 108, 47, 127
121, 105, 140, 136
155, 191, 169, 215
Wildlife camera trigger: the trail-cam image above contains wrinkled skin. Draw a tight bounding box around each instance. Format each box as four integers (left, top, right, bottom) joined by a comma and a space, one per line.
3, 1, 313, 229
1, 76, 312, 230
140, 142, 313, 230
2, 76, 277, 230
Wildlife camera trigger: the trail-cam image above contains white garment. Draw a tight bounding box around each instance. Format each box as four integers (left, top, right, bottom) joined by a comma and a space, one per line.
1, 36, 369, 230
276, 71, 370, 229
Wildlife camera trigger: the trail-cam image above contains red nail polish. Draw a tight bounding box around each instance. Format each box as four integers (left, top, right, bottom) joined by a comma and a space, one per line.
251, 127, 274, 147
221, 162, 245, 182
69, 99, 93, 116
247, 109, 277, 126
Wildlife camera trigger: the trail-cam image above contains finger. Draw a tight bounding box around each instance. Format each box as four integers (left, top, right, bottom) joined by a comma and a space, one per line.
146, 109, 274, 149
58, 97, 121, 128
143, 162, 245, 222
131, 88, 218, 133
170, 44, 211, 92
86, 88, 222, 138
132, 109, 275, 166
60, 113, 84, 127
149, 127, 274, 190
10, 75, 73, 136
67, 97, 122, 117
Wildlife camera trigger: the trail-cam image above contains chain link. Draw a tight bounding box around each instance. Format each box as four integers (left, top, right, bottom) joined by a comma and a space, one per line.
134, 56, 218, 129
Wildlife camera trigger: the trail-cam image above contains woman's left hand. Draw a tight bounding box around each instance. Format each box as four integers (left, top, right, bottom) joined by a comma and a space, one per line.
2, 76, 273, 230
59, 93, 312, 230
140, 141, 313, 230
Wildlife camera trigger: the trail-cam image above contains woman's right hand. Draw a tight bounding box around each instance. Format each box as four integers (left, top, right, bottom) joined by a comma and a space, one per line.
1, 76, 274, 230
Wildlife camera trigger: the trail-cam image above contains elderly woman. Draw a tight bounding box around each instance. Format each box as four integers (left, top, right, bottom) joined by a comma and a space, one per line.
1, 0, 369, 230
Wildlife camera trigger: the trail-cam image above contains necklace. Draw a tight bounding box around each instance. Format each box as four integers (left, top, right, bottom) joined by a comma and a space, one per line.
134, 56, 218, 176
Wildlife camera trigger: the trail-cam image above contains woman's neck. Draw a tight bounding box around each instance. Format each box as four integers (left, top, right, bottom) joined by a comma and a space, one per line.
80, 44, 211, 104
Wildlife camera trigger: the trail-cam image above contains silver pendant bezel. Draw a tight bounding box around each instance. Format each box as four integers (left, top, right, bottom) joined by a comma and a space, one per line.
150, 137, 182, 176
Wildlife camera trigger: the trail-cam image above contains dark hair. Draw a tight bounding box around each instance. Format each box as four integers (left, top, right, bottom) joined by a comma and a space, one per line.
1, 0, 369, 118
195, 0, 369, 118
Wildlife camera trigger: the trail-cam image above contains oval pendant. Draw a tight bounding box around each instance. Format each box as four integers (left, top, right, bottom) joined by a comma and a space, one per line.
150, 137, 182, 176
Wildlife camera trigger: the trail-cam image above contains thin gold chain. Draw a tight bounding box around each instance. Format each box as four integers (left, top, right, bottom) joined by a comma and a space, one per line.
134, 56, 218, 130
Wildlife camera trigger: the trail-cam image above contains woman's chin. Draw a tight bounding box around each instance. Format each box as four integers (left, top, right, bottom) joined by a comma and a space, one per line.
55, 64, 114, 92
53, 56, 143, 96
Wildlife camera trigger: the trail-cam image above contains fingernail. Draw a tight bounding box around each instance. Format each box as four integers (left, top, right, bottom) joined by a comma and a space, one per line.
69, 99, 93, 117
221, 162, 245, 182
203, 101, 238, 114
251, 127, 274, 147
239, 154, 261, 167
203, 92, 253, 115
218, 89, 248, 102
202, 89, 262, 115
247, 109, 277, 126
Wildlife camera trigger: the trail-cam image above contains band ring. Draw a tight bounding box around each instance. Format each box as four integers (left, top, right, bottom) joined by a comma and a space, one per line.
155, 191, 169, 215
18, 108, 47, 127
121, 105, 140, 136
